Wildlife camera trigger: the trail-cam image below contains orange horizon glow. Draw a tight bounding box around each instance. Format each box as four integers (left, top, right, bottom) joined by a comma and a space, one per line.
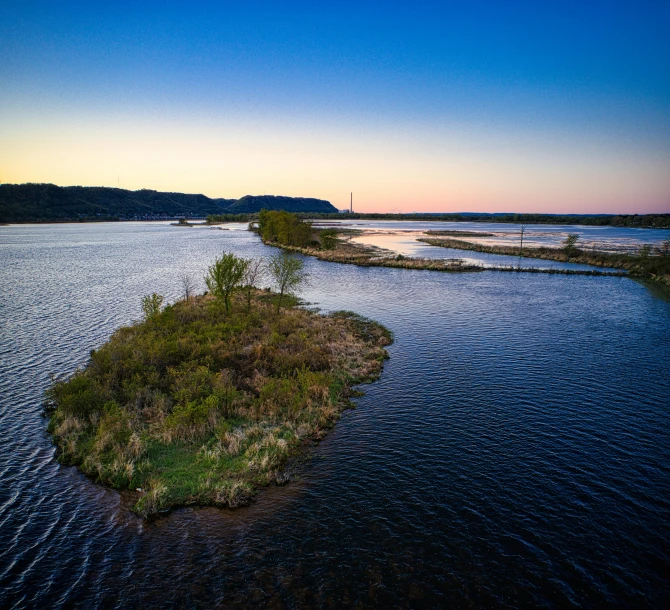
2, 3, 669, 216
2, 115, 668, 215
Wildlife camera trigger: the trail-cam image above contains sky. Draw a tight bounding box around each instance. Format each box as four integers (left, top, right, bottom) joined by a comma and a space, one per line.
1, 0, 669, 213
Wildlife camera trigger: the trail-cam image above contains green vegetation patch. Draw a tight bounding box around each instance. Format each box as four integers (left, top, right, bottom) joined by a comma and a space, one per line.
46, 291, 391, 518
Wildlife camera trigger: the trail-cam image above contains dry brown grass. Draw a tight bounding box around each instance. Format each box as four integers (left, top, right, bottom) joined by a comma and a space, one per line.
267, 237, 484, 273
418, 237, 667, 280
46, 290, 392, 517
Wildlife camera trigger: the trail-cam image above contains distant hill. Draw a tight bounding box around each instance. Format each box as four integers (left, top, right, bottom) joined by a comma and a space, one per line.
0, 184, 337, 222
227, 195, 337, 214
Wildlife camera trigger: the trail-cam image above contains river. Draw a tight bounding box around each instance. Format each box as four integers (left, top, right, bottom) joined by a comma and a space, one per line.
1, 222, 668, 607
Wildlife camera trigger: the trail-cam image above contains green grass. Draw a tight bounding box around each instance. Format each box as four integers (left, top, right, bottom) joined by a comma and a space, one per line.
46, 290, 392, 517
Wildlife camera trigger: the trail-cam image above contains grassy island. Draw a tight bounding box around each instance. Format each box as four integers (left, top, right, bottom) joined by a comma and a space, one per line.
418, 236, 670, 286
46, 273, 392, 517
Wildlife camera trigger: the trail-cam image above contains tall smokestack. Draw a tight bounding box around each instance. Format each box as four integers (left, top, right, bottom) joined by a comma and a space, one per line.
350, 192, 352, 213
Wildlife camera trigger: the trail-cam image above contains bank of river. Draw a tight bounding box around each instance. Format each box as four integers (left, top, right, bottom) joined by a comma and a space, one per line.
418, 236, 670, 286
264, 231, 628, 278
320, 219, 670, 252
1, 222, 669, 607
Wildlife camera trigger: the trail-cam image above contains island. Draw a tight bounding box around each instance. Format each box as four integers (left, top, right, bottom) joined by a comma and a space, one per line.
45, 255, 391, 518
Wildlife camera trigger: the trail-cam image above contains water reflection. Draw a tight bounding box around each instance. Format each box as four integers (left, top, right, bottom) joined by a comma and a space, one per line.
348, 230, 622, 271
320, 219, 670, 255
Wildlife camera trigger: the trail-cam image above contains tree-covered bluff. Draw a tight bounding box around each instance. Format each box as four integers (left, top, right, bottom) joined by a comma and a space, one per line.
0, 183, 336, 222
225, 195, 337, 214
45, 253, 391, 517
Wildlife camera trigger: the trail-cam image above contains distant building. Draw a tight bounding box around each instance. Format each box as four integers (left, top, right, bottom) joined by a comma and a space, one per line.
339, 209, 349, 214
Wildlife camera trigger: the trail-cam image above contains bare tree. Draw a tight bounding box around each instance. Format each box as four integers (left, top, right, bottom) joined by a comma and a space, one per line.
180, 272, 196, 301
242, 257, 265, 311
638, 244, 652, 259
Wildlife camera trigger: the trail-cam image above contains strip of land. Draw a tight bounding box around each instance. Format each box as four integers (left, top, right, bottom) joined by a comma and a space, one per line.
418, 237, 670, 285
255, 210, 630, 278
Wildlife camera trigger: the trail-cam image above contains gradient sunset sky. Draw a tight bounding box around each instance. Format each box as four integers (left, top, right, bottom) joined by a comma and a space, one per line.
1, 1, 669, 213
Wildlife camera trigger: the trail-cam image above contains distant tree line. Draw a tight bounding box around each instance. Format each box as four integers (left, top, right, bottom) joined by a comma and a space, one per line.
3, 183, 666, 227
212, 212, 670, 229
285, 212, 670, 228
206, 213, 256, 223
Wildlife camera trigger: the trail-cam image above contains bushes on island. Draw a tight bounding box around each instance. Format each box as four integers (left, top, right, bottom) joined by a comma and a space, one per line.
45, 253, 391, 517
258, 209, 314, 247
257, 209, 340, 250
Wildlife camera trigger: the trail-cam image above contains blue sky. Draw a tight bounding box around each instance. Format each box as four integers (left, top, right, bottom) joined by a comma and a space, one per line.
1, 1, 668, 212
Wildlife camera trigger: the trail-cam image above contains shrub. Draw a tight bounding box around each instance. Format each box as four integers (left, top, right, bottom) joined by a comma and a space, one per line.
563, 234, 580, 255
95, 401, 132, 451
268, 251, 308, 314
319, 229, 338, 250
141, 293, 164, 320
47, 372, 105, 417
205, 252, 248, 313
165, 397, 216, 431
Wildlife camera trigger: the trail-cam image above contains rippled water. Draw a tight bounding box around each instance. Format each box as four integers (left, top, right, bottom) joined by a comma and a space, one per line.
1, 222, 669, 607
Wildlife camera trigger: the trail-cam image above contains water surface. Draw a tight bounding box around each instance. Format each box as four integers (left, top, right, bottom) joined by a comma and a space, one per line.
1, 222, 669, 607
322, 219, 670, 257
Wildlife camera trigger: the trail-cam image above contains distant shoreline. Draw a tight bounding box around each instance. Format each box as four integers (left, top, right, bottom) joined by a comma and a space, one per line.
2, 214, 670, 228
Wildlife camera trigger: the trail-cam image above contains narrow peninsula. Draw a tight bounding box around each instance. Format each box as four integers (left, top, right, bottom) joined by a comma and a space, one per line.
419, 235, 670, 285
255, 210, 630, 278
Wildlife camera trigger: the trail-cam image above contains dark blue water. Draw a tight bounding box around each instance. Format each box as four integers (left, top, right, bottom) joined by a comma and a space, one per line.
1, 223, 669, 607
